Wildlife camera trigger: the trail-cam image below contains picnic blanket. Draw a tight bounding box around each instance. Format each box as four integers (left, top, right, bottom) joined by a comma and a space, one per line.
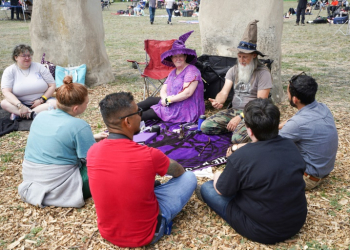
144, 121, 231, 172
0, 108, 32, 135
178, 20, 199, 24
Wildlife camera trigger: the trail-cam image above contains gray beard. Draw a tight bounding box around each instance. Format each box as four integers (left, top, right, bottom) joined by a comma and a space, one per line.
237, 60, 255, 84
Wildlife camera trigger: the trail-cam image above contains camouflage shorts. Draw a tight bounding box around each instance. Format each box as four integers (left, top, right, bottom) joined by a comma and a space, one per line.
201, 108, 251, 144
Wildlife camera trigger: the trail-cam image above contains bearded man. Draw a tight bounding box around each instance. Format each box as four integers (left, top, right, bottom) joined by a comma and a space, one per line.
201, 20, 272, 143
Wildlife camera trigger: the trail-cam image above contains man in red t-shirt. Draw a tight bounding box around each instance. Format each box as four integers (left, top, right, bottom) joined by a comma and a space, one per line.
87, 92, 197, 248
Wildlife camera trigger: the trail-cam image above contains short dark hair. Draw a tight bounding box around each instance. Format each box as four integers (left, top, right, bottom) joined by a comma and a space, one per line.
289, 75, 318, 105
99, 92, 134, 127
12, 44, 33, 62
243, 98, 280, 141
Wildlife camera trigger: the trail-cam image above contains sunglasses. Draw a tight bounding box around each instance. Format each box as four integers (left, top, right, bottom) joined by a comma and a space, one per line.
119, 107, 143, 119
289, 71, 307, 85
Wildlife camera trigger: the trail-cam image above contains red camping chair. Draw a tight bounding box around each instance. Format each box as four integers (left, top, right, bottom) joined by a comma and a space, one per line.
127, 39, 176, 100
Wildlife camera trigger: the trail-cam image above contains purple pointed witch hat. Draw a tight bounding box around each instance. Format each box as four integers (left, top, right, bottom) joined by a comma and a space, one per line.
161, 31, 197, 67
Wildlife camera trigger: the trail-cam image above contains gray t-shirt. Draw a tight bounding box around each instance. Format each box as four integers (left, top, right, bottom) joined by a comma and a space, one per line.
1, 62, 55, 105
279, 101, 338, 178
149, 0, 157, 7
165, 0, 175, 9
225, 65, 272, 110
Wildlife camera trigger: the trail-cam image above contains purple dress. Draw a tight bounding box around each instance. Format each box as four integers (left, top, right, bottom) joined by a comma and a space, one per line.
151, 64, 205, 123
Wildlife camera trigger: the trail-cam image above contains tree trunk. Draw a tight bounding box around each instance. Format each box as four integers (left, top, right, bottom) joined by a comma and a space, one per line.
199, 0, 284, 102
30, 0, 114, 87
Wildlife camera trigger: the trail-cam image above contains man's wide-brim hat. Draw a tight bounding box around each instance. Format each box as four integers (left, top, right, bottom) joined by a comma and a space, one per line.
161, 31, 197, 67
237, 20, 265, 57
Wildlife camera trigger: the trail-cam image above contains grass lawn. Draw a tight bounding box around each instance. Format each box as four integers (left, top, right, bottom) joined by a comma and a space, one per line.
0, 2, 349, 249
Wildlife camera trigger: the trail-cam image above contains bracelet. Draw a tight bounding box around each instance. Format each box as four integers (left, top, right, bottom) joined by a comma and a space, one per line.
16, 103, 23, 110
165, 97, 170, 106
41, 95, 48, 103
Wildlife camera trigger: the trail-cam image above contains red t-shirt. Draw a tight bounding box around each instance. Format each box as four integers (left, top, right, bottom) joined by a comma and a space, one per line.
331, 1, 338, 6
87, 139, 169, 248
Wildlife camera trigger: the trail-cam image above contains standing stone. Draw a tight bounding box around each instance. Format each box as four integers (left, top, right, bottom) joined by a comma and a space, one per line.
199, 0, 284, 102
30, 0, 114, 87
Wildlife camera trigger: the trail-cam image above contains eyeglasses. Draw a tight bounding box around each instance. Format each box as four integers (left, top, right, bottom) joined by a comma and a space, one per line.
119, 107, 143, 119
289, 71, 307, 85
18, 54, 32, 59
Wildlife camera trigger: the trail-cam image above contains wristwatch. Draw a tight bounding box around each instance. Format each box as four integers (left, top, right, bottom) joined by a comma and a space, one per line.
231, 144, 238, 152
165, 97, 171, 106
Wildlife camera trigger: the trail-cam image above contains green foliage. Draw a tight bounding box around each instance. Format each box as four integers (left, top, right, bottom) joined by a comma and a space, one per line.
327, 210, 336, 217
0, 240, 7, 247
0, 153, 14, 163
305, 240, 336, 250
25, 227, 43, 240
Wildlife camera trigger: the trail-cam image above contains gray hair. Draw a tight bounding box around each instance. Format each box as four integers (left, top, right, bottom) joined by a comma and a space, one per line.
12, 44, 33, 62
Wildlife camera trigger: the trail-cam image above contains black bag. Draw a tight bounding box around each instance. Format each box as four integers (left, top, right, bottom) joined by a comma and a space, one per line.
117, 10, 125, 14
0, 118, 19, 137
195, 55, 236, 99
313, 16, 328, 23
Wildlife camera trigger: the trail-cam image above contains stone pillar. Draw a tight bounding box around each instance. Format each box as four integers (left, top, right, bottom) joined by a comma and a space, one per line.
30, 0, 114, 87
199, 0, 284, 102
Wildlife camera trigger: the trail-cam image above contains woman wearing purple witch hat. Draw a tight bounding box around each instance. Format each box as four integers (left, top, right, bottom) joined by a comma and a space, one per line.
138, 31, 205, 123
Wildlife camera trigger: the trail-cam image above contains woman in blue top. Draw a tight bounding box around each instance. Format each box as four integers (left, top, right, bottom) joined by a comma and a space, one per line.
18, 75, 107, 208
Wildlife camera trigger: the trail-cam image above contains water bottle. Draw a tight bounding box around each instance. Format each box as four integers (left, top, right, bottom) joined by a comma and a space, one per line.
197, 115, 206, 131
140, 120, 145, 130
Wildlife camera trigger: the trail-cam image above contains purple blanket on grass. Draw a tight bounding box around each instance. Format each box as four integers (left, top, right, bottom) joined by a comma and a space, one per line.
144, 121, 231, 171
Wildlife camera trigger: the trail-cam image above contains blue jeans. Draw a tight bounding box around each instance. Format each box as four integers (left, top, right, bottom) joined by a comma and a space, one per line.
149, 6, 156, 22
151, 171, 197, 244
200, 180, 235, 221
166, 8, 174, 22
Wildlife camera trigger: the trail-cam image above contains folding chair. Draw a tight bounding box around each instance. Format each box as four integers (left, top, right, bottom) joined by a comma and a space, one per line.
127, 39, 176, 100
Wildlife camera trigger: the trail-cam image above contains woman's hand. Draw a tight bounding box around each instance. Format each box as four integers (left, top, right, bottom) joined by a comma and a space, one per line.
161, 98, 167, 107
94, 132, 109, 142
30, 98, 43, 109
19, 105, 31, 118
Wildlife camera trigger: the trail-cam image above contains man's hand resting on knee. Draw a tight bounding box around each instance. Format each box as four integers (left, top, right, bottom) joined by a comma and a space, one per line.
227, 116, 241, 131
